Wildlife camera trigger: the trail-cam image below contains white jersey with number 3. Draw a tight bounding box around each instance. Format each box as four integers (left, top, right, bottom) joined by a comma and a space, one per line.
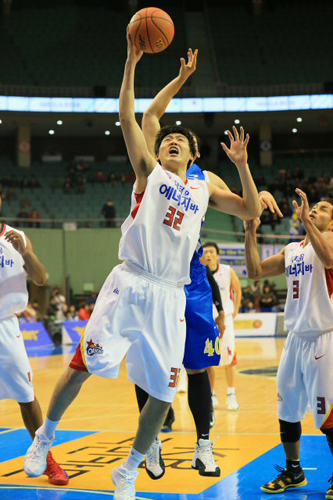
0, 224, 28, 320
284, 240, 333, 335
119, 164, 209, 285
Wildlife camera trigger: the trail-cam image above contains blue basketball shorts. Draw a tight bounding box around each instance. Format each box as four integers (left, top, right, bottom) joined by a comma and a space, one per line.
183, 278, 221, 370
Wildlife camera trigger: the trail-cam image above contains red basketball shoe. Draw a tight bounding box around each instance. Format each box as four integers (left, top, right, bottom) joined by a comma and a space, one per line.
44, 452, 69, 485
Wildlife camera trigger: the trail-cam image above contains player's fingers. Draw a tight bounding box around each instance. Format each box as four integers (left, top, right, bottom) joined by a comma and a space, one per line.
221, 142, 230, 154
232, 126, 239, 141
180, 57, 186, 68
261, 200, 268, 209
192, 49, 198, 67
292, 200, 298, 209
244, 133, 250, 147
240, 126, 244, 142
226, 130, 234, 143
273, 201, 283, 217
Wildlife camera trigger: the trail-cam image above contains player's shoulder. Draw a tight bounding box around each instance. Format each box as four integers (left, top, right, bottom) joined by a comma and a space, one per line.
187, 163, 205, 181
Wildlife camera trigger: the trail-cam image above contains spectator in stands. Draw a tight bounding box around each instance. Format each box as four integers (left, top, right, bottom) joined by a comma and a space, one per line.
63, 176, 72, 194
46, 297, 58, 320
56, 304, 68, 323
96, 169, 106, 184
102, 200, 116, 228
280, 198, 293, 218
87, 291, 98, 305
109, 172, 117, 186
21, 176, 29, 189
16, 204, 29, 227
29, 175, 41, 189
76, 174, 86, 194
29, 208, 42, 228
52, 287, 66, 311
66, 305, 79, 321
259, 284, 278, 312
32, 301, 42, 321
241, 286, 256, 312
120, 173, 127, 185
78, 303, 91, 320
6, 187, 17, 202
22, 302, 39, 322
51, 176, 62, 190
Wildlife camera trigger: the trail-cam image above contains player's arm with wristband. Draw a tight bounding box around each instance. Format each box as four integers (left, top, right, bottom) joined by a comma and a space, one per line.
206, 266, 225, 337
119, 32, 157, 193
244, 218, 285, 279
142, 48, 198, 155
230, 268, 242, 319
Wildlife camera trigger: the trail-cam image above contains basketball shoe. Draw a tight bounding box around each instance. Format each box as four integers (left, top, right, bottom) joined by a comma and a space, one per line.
226, 394, 240, 411
261, 465, 307, 493
24, 429, 54, 477
111, 464, 138, 500
211, 392, 219, 408
145, 437, 165, 480
44, 452, 69, 485
192, 439, 220, 477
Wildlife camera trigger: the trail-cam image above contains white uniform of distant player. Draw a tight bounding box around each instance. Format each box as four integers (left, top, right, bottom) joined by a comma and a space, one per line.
278, 239, 333, 429
0, 224, 34, 403
73, 164, 209, 403
213, 264, 236, 365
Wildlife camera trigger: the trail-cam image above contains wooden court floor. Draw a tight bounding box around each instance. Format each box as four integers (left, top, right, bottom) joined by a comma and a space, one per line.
0, 338, 327, 500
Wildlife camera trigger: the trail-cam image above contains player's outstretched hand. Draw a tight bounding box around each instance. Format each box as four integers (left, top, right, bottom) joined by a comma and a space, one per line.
243, 218, 261, 232
4, 230, 26, 256
179, 48, 198, 82
221, 126, 249, 169
259, 190, 283, 217
292, 188, 310, 224
126, 30, 143, 64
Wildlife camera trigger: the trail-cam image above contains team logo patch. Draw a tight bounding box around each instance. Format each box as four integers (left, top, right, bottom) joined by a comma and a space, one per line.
86, 339, 104, 357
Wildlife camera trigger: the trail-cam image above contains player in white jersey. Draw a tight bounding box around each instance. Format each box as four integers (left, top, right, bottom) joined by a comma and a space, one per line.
0, 219, 68, 485
244, 192, 333, 498
202, 242, 242, 411
24, 33, 261, 500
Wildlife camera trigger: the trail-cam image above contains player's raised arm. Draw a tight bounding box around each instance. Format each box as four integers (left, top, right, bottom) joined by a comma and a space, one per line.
244, 218, 285, 279
142, 48, 198, 156
208, 127, 261, 220
119, 33, 157, 192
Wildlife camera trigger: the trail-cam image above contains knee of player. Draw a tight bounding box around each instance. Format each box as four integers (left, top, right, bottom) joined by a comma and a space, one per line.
279, 419, 302, 442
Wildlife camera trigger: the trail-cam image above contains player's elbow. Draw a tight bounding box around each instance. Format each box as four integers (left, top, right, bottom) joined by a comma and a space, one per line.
34, 271, 48, 287
247, 269, 261, 280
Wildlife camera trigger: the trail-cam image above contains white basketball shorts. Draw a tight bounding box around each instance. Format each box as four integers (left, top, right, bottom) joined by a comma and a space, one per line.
219, 314, 236, 366
277, 330, 333, 429
0, 315, 34, 403
70, 263, 187, 403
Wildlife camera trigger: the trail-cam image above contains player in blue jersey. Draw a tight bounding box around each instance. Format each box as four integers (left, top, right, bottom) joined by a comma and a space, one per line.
134, 49, 282, 479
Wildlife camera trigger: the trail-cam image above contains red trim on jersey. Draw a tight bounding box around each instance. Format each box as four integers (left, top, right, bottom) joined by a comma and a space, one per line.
321, 406, 333, 430
0, 223, 6, 237
69, 343, 89, 372
131, 191, 145, 219
231, 352, 237, 366
325, 268, 333, 299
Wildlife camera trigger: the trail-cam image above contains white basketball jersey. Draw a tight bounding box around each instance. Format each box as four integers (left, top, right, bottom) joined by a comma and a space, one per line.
213, 264, 235, 316
0, 224, 28, 320
284, 239, 333, 335
119, 163, 209, 285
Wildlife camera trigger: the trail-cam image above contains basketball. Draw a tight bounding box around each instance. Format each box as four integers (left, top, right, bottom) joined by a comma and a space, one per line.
128, 7, 175, 54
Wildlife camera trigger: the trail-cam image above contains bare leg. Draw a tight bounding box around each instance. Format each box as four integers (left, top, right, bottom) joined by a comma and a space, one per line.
19, 400, 43, 439
46, 367, 91, 421
282, 441, 300, 460
133, 396, 170, 454
224, 364, 234, 388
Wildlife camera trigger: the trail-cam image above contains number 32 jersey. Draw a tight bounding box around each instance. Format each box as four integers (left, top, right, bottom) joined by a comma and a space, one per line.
119, 163, 209, 286
284, 239, 333, 335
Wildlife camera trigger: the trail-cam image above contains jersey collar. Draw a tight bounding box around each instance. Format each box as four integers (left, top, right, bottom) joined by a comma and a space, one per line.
0, 223, 6, 237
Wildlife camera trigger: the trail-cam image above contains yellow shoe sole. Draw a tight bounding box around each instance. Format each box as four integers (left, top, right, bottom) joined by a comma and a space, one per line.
260, 478, 307, 494
325, 492, 333, 499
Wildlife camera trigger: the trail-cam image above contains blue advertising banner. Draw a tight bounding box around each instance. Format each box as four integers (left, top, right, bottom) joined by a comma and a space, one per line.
62, 320, 88, 345
20, 322, 53, 352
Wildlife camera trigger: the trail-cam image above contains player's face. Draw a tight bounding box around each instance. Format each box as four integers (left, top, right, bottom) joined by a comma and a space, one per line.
203, 246, 219, 270
158, 133, 193, 171
309, 201, 333, 232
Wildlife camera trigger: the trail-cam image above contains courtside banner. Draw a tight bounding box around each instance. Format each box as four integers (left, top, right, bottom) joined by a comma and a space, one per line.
62, 320, 88, 344
20, 322, 53, 350
234, 313, 277, 337
218, 243, 246, 277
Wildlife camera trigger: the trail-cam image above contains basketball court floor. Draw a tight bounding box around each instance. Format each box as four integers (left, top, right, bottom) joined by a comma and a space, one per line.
0, 338, 331, 500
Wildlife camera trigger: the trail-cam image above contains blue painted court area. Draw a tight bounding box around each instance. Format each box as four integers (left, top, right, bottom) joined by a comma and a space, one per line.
0, 432, 331, 500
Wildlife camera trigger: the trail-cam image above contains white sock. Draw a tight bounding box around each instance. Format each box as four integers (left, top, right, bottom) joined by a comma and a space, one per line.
124, 447, 145, 472
227, 387, 235, 396
39, 416, 60, 440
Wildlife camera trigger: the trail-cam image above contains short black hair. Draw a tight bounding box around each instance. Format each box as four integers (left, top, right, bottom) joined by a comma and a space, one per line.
203, 241, 220, 254
154, 125, 197, 158
187, 128, 201, 154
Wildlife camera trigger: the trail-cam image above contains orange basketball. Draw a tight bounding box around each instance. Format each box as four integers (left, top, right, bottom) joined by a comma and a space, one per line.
128, 7, 175, 54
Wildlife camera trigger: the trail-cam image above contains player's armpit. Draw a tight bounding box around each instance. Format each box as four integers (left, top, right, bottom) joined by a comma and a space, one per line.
207, 171, 231, 192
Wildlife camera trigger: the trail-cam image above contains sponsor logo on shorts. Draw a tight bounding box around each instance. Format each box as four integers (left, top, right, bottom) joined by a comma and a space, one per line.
86, 339, 104, 357
314, 354, 325, 360
179, 318, 185, 322
113, 288, 120, 295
